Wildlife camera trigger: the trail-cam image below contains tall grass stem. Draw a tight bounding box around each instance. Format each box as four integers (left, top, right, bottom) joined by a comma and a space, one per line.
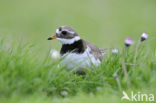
133, 40, 141, 68
122, 47, 130, 88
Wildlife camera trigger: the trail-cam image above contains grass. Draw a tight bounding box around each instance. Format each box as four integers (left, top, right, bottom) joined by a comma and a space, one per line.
0, 37, 156, 103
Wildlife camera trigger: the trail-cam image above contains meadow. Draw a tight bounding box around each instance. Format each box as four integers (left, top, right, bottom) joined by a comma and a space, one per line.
0, 0, 156, 103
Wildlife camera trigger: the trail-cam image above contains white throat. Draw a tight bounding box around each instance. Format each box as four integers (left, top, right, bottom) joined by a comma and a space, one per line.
56, 36, 81, 44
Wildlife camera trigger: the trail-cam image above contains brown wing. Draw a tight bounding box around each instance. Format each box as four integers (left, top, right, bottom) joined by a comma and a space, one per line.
83, 40, 103, 61
100, 48, 109, 56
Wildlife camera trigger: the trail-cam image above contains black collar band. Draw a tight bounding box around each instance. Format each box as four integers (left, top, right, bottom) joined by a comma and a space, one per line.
60, 39, 86, 55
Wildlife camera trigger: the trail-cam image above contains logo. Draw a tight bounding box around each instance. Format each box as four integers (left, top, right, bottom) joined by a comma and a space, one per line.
121, 91, 154, 102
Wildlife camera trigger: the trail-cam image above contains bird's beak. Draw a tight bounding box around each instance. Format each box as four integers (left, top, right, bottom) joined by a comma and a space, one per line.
47, 35, 57, 40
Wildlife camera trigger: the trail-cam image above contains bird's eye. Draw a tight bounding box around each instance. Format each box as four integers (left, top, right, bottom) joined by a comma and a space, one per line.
62, 31, 67, 35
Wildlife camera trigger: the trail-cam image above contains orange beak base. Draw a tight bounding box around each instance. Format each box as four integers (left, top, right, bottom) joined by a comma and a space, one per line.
47, 35, 57, 40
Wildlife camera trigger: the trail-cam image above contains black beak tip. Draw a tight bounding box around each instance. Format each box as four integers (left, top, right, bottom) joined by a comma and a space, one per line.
47, 37, 52, 40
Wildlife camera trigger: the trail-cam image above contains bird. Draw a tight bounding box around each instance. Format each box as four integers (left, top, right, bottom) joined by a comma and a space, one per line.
48, 26, 105, 74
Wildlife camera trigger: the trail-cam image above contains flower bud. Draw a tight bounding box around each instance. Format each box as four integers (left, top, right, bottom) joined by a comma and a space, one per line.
125, 37, 134, 47
112, 48, 119, 54
141, 33, 148, 42
50, 49, 60, 59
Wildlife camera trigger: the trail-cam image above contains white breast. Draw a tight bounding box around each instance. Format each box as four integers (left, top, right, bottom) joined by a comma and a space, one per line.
60, 46, 101, 70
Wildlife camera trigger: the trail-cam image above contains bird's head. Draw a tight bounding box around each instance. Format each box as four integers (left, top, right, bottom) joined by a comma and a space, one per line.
48, 26, 81, 45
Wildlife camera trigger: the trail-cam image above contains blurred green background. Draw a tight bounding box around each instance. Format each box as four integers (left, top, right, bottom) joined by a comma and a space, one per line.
0, 0, 156, 102
0, 0, 156, 52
